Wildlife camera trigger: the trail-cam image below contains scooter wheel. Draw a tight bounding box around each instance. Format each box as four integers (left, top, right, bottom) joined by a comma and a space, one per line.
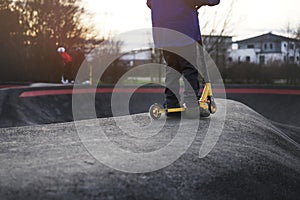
209, 100, 217, 114
149, 103, 163, 120
207, 96, 217, 114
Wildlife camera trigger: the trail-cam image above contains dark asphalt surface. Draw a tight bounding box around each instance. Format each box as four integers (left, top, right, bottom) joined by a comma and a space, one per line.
1, 84, 300, 127
0, 85, 163, 128
0, 85, 299, 199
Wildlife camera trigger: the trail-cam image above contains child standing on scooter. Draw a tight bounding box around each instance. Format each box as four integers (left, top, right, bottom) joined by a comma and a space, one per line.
147, 0, 220, 118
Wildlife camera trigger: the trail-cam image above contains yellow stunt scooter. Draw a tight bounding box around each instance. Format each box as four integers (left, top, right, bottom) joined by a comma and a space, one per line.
149, 43, 217, 120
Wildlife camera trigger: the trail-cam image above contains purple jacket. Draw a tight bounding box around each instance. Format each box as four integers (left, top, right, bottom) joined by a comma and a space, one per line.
147, 0, 220, 47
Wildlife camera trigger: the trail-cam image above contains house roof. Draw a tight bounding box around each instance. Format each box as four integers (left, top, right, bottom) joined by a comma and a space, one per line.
235, 32, 300, 44
202, 35, 233, 39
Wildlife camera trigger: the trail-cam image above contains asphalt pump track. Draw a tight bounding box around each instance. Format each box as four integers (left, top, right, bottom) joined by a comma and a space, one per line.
0, 85, 299, 199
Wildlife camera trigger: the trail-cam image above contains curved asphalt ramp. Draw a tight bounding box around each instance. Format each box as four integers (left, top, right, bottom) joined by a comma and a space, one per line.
0, 99, 299, 200
1, 85, 300, 127
0, 85, 163, 128
1, 84, 300, 145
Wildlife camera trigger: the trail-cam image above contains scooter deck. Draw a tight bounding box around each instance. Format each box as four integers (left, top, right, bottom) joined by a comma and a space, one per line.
149, 84, 217, 120
166, 107, 186, 113
149, 103, 209, 120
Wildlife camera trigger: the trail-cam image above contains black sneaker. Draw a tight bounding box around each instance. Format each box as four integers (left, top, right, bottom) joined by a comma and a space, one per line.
183, 106, 200, 119
182, 103, 211, 119
200, 107, 210, 118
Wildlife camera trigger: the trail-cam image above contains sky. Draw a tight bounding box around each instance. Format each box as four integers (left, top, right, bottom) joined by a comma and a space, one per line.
82, 0, 300, 41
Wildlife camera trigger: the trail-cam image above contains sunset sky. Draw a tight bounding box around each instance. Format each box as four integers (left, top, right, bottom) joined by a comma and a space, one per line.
82, 0, 300, 41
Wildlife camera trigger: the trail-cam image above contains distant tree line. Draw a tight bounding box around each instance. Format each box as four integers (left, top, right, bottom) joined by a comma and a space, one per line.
0, 0, 97, 83
98, 48, 300, 86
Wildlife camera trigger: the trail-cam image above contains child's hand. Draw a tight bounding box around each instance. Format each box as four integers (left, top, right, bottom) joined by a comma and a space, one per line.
187, 0, 220, 9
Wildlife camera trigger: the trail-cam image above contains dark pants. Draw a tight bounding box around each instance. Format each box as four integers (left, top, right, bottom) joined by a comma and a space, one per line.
163, 43, 199, 108
62, 62, 72, 81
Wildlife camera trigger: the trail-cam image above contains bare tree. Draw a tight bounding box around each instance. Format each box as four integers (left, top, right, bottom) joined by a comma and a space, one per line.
0, 0, 99, 82
294, 26, 300, 40
200, 0, 235, 39
281, 23, 300, 65
87, 39, 124, 84
199, 0, 236, 68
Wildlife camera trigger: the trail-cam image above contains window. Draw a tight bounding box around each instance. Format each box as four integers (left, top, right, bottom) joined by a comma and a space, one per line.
290, 44, 294, 50
264, 43, 268, 50
247, 44, 254, 48
269, 43, 273, 49
246, 56, 251, 62
259, 56, 265, 65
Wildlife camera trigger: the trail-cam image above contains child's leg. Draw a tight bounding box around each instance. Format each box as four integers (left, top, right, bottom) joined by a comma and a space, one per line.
163, 50, 181, 108
181, 61, 199, 108
179, 43, 199, 108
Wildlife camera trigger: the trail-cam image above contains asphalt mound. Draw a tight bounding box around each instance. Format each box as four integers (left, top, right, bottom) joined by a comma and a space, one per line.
0, 100, 299, 200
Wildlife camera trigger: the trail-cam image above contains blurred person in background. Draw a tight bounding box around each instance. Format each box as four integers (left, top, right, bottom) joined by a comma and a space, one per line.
57, 47, 73, 84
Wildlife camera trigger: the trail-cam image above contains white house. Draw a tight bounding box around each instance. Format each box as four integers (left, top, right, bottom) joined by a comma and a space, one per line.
229, 32, 300, 65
